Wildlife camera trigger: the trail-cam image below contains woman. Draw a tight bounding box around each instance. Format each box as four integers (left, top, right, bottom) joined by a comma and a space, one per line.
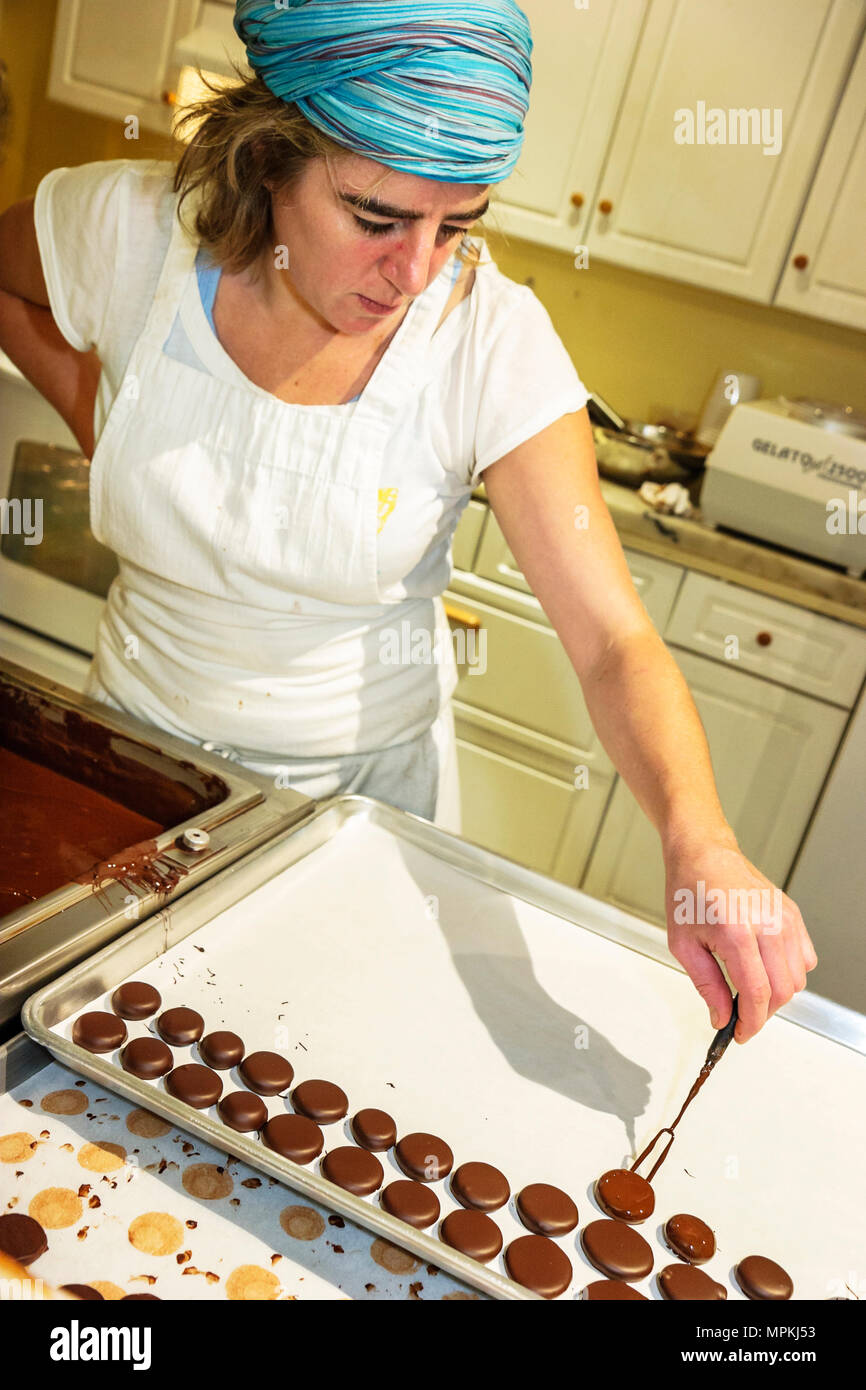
0, 0, 815, 1042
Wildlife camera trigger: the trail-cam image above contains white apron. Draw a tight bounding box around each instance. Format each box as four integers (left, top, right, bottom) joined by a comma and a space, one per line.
83, 190, 463, 831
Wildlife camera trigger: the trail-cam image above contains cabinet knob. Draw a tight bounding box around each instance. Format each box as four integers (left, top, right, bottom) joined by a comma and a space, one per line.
161, 89, 177, 106
792, 253, 809, 271
756, 631, 773, 647
598, 199, 613, 216
570, 192, 585, 209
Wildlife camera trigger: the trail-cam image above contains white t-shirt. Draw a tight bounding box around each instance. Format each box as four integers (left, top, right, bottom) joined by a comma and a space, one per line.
33, 159, 590, 757
35, 159, 589, 487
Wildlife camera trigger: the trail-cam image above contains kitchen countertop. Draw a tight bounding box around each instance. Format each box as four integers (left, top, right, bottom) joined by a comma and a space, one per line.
472, 478, 866, 631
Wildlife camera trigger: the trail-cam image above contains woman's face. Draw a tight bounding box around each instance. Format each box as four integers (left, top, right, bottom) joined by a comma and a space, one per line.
266, 152, 490, 335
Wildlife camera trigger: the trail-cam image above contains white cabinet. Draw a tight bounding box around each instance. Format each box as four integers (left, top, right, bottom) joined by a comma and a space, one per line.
584, 0, 865, 301
491, 0, 649, 253
581, 646, 848, 925
446, 516, 682, 879
774, 34, 866, 330
453, 703, 615, 884
48, 0, 200, 133
665, 571, 866, 708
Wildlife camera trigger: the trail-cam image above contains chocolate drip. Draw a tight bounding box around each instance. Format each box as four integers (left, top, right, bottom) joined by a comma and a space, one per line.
630, 1063, 713, 1182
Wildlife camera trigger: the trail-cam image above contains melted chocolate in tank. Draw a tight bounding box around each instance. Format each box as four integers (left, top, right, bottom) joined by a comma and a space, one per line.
0, 672, 230, 915
0, 747, 164, 913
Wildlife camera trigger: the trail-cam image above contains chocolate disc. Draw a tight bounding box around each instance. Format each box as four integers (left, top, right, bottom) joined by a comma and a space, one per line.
583, 1279, 648, 1301
199, 1031, 245, 1070
394, 1132, 453, 1183
291, 1079, 348, 1124
262, 1113, 324, 1165
505, 1235, 572, 1299
0, 1212, 48, 1265
218, 1090, 268, 1133
580, 1219, 654, 1282
450, 1161, 510, 1212
121, 1036, 174, 1080
735, 1255, 793, 1301
381, 1180, 440, 1229
440, 1209, 503, 1263
122, 1293, 161, 1300
663, 1213, 716, 1264
321, 1146, 384, 1196
658, 1264, 727, 1301
239, 1051, 294, 1096
350, 1108, 397, 1152
156, 1007, 204, 1046
165, 1063, 222, 1109
594, 1169, 655, 1223
71, 1011, 127, 1054
110, 981, 161, 1020
61, 1284, 104, 1300
516, 1183, 578, 1236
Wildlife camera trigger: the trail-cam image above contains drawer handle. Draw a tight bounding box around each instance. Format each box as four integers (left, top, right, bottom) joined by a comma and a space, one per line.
444, 602, 482, 631
756, 631, 773, 647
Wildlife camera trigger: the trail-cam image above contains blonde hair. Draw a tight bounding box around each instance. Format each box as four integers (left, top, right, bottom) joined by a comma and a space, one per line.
172, 67, 484, 276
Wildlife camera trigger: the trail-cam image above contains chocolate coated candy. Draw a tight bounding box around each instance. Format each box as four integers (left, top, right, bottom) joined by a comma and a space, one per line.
594, 1168, 655, 1223
516, 1183, 578, 1236
580, 1219, 654, 1281
156, 1007, 204, 1046
735, 1255, 793, 1301
394, 1131, 453, 1182
262, 1113, 324, 1164
165, 1063, 222, 1108
71, 1012, 127, 1054
291, 1079, 348, 1124
111, 981, 161, 1020
0, 1212, 48, 1265
505, 1235, 572, 1299
239, 1051, 294, 1096
450, 1162, 510, 1212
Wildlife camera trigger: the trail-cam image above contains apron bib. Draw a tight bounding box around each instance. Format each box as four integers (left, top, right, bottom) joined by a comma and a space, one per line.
89, 191, 458, 609
83, 187, 462, 765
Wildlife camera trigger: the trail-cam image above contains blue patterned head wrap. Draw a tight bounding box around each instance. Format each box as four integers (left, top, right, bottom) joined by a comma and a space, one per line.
233, 0, 532, 183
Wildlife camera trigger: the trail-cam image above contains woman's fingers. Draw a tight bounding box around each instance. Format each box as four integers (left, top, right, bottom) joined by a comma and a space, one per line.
755, 927, 797, 1019
707, 927, 771, 1043
667, 930, 732, 1029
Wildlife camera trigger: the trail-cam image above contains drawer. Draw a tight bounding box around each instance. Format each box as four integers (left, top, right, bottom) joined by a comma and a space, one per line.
665, 570, 866, 708
451, 498, 488, 573
474, 512, 682, 632
453, 702, 614, 883
445, 589, 613, 763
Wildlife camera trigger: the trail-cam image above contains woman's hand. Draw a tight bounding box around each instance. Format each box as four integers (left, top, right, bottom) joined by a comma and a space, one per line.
664, 832, 818, 1043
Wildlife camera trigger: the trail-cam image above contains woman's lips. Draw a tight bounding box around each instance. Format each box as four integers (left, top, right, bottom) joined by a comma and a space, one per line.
357, 292, 402, 315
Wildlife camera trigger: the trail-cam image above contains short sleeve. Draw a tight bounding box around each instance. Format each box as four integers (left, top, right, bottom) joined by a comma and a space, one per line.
33, 160, 127, 353
469, 283, 589, 487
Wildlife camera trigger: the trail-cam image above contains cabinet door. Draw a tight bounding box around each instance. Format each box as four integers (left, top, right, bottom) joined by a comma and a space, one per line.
775, 35, 866, 330
454, 702, 615, 882
48, 0, 199, 133
490, 0, 649, 253
585, 0, 865, 300
581, 647, 847, 926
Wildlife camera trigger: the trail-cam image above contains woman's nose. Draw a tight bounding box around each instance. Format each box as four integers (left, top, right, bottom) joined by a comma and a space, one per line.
381, 228, 439, 296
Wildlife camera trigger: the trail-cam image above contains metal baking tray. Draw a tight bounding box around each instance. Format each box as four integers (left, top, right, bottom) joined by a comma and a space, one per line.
0, 659, 314, 1024
21, 795, 866, 1300
0, 1030, 480, 1300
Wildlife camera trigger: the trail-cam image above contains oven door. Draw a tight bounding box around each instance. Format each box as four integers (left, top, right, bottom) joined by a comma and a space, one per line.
0, 350, 109, 659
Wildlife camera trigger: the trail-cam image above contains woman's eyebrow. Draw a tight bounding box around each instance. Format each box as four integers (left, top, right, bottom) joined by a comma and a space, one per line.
339, 191, 489, 222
